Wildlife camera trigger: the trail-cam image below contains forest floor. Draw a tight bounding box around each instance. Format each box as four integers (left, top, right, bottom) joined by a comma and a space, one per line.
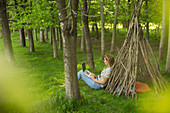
0, 31, 170, 113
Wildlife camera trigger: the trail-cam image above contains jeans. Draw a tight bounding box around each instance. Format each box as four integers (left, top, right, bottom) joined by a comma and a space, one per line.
77, 70, 102, 89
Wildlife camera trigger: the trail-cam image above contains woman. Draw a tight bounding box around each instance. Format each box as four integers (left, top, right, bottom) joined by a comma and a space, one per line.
77, 54, 114, 89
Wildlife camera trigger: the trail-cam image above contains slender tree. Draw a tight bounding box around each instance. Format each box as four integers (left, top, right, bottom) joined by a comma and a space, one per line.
0, 28, 2, 38
110, 0, 120, 54
145, 0, 149, 40
159, 0, 169, 60
34, 29, 38, 41
56, 0, 81, 99
81, 26, 86, 52
27, 1, 35, 52
45, 28, 48, 40
19, 28, 26, 46
165, 4, 170, 73
81, 0, 95, 70
0, 0, 15, 62
71, 0, 81, 98
58, 26, 62, 50
40, 27, 45, 43
79, 3, 86, 52
14, 0, 26, 47
49, 25, 53, 44
50, 3, 58, 58
50, 26, 58, 58
100, 0, 105, 60
55, 27, 59, 41
27, 28, 35, 52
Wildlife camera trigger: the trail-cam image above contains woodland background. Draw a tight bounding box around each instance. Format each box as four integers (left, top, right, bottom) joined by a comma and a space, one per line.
0, 0, 170, 112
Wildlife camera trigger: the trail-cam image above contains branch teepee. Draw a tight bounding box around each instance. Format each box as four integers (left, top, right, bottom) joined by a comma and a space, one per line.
105, 0, 167, 98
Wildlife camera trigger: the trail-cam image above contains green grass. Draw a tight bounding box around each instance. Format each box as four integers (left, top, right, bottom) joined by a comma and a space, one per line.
0, 31, 170, 113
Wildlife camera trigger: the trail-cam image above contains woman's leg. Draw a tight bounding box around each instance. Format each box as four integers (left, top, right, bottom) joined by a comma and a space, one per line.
77, 70, 102, 89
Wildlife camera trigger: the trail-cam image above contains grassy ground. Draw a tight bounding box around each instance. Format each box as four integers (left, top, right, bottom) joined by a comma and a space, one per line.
0, 30, 170, 113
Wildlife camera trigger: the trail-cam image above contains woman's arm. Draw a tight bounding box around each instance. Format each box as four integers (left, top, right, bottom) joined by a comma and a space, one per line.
89, 75, 109, 85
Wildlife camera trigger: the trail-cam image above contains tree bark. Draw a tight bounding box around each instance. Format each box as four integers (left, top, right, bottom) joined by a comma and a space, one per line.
0, 0, 15, 62
0, 29, 2, 38
19, 28, 26, 47
58, 26, 62, 50
82, 0, 95, 70
159, 0, 169, 60
40, 27, 45, 43
55, 27, 59, 41
71, 0, 81, 99
110, 0, 120, 54
14, 0, 26, 46
45, 27, 48, 40
80, 3, 86, 52
34, 29, 38, 41
100, 0, 105, 60
27, 29, 35, 52
165, 7, 170, 73
94, 22, 99, 40
50, 5, 58, 58
56, 0, 81, 99
145, 0, 149, 40
50, 26, 58, 58
81, 26, 86, 52
50, 27, 53, 44
92, 24, 95, 33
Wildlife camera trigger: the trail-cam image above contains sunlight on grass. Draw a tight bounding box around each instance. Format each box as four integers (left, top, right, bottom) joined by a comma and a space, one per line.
0, 56, 38, 112
77, 63, 82, 70
139, 87, 170, 113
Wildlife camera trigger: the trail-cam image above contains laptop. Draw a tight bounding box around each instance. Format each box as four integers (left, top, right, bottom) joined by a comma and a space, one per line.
82, 62, 91, 77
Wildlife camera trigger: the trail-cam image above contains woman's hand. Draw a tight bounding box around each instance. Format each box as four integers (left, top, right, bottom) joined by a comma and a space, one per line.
90, 73, 98, 77
90, 73, 95, 77
89, 74, 95, 80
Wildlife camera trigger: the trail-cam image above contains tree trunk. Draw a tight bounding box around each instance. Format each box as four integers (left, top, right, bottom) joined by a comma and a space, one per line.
50, 26, 58, 58
80, 4, 86, 52
165, 8, 170, 73
27, 29, 35, 52
0, 0, 15, 62
81, 26, 86, 52
50, 27, 53, 45
159, 0, 169, 60
146, 0, 149, 40
58, 26, 62, 50
50, 5, 58, 58
45, 27, 48, 40
100, 0, 105, 60
0, 29, 2, 38
82, 0, 95, 70
34, 29, 38, 41
19, 28, 26, 47
55, 27, 59, 41
94, 22, 99, 40
56, 0, 81, 99
92, 24, 95, 33
71, 0, 81, 99
110, 0, 120, 54
40, 27, 45, 43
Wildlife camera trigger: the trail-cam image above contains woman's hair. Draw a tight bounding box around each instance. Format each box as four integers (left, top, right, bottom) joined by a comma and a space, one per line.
104, 54, 114, 67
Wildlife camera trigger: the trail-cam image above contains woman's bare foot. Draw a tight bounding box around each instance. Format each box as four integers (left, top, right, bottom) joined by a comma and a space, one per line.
59, 83, 65, 87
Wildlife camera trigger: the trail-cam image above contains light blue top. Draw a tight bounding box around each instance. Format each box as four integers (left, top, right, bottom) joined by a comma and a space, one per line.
98, 67, 111, 87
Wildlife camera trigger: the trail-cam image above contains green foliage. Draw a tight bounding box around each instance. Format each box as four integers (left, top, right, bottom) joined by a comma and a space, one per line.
140, 0, 163, 25
8, 0, 59, 30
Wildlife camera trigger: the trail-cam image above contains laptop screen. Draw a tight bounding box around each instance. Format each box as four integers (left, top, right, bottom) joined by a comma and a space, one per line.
82, 62, 86, 72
